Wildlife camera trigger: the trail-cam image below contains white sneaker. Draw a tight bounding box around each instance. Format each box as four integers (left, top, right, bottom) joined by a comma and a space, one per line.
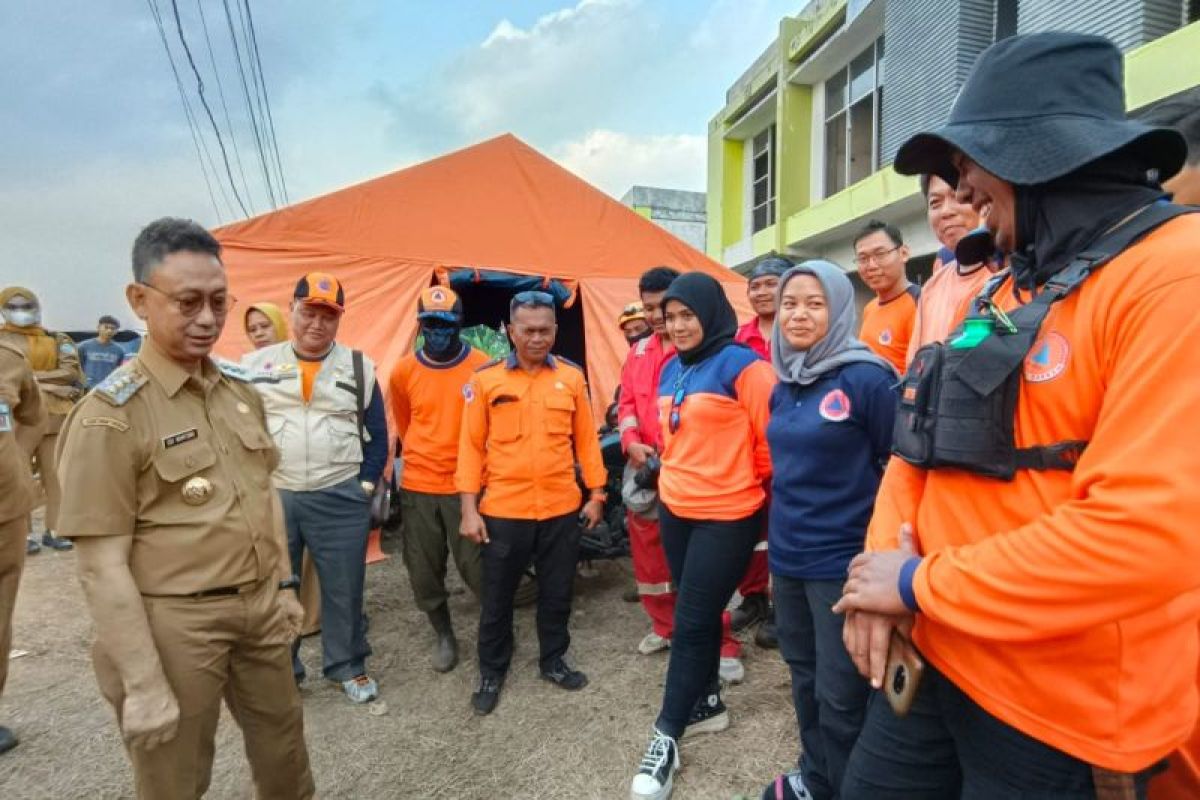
630, 728, 679, 800
719, 656, 745, 685
637, 631, 670, 655
342, 674, 379, 703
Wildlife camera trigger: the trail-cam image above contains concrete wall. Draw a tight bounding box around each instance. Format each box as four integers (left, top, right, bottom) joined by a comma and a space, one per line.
620, 186, 708, 253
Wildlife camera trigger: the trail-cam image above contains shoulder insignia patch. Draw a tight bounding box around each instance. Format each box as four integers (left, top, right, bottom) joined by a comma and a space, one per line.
476, 357, 505, 372
82, 416, 130, 433
94, 367, 148, 407
215, 359, 252, 382
555, 355, 583, 372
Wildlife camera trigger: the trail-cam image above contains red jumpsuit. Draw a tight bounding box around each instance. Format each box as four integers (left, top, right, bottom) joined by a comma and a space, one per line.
732, 319, 772, 599
619, 334, 740, 657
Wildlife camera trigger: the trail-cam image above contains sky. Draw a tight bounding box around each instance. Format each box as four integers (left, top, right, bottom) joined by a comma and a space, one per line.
1, 0, 797, 330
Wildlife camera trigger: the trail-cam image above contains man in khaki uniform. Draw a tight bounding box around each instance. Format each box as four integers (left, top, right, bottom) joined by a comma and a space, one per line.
0, 341, 46, 754
0, 286, 84, 553
56, 218, 314, 799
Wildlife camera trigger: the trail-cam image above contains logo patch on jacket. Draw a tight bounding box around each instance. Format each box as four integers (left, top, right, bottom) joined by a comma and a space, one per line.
462, 383, 475, 403
818, 389, 851, 422
878, 328, 893, 345
1024, 332, 1069, 383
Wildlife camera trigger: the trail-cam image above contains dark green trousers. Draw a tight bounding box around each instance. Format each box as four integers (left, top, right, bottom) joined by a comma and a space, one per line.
400, 489, 482, 612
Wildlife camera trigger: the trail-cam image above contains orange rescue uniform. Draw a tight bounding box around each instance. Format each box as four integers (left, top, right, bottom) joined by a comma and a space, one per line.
859, 285, 919, 374
906, 262, 992, 369
456, 354, 606, 520
388, 346, 489, 494
869, 215, 1200, 772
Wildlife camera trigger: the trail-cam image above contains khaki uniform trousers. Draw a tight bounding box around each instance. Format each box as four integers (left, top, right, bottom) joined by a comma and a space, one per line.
33, 430, 61, 531
400, 489, 482, 612
93, 578, 314, 800
0, 515, 27, 696
299, 552, 321, 636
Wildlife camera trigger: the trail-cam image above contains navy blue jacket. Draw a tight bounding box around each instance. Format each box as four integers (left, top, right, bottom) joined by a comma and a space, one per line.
767, 362, 897, 580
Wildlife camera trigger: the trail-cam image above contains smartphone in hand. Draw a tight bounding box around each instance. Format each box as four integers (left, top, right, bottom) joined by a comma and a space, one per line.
885, 629, 924, 717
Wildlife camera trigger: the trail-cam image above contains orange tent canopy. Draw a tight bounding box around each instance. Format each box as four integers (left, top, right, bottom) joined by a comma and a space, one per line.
214, 133, 748, 420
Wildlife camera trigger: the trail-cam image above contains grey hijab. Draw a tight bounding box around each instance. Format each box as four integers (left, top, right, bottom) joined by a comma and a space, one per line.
770, 260, 895, 386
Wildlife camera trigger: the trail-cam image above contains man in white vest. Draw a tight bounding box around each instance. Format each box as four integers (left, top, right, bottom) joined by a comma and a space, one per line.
243, 273, 388, 703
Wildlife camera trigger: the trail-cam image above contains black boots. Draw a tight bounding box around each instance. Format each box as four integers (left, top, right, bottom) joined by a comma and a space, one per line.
427, 605, 459, 673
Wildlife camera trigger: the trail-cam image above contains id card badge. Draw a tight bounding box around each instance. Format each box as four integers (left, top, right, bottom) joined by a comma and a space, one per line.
0, 402, 12, 433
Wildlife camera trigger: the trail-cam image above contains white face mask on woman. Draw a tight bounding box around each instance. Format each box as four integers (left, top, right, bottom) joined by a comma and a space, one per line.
2, 300, 41, 328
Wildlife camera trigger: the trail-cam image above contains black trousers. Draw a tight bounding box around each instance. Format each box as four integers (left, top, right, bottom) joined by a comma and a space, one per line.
841, 661, 1164, 799
477, 512, 581, 678
654, 503, 761, 739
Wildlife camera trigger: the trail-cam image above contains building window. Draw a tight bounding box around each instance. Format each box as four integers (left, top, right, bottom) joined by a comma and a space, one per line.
994, 0, 1018, 40
751, 125, 776, 233
823, 38, 883, 199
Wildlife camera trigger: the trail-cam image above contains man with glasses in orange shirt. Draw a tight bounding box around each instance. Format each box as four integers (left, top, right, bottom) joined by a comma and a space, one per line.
854, 220, 919, 374
457, 290, 607, 715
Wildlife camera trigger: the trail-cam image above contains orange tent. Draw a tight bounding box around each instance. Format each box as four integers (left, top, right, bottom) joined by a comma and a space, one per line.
213, 134, 748, 420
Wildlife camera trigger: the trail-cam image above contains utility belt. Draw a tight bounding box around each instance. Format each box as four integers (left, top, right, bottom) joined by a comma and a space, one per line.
893, 202, 1193, 481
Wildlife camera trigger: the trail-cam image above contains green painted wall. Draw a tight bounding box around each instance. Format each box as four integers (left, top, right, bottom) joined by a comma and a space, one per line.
631, 205, 653, 220
775, 81, 813, 252
1125, 22, 1200, 109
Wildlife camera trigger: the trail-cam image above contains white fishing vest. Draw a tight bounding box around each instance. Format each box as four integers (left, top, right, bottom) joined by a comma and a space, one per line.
242, 342, 377, 492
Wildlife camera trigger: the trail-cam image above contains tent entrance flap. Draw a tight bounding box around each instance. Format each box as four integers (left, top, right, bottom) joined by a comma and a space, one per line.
445, 269, 586, 375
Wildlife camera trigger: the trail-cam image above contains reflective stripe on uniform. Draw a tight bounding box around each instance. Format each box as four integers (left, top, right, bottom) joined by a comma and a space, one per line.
618, 416, 639, 433
637, 581, 674, 595
753, 540, 768, 552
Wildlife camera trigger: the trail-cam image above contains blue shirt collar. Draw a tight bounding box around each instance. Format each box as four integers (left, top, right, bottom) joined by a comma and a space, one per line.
505, 352, 557, 370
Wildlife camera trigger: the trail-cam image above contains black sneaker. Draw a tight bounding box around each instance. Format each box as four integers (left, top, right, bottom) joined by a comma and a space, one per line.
25, 537, 40, 555
0, 725, 16, 755
730, 593, 768, 632
760, 769, 813, 800
472, 674, 504, 715
41, 532, 74, 551
630, 728, 679, 800
682, 690, 729, 739
755, 607, 778, 649
540, 657, 588, 691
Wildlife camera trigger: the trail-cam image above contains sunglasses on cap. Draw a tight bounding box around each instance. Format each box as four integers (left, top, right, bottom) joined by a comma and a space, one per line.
512, 290, 555, 307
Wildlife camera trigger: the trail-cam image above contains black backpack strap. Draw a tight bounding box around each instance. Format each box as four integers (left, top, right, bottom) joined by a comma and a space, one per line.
955, 203, 1196, 398
352, 349, 366, 444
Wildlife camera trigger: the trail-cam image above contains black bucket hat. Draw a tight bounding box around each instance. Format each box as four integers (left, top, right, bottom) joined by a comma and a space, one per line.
894, 32, 1187, 186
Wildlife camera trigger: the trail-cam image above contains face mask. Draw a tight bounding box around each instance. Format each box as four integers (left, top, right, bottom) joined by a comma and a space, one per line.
421, 323, 462, 361
625, 327, 652, 345
2, 307, 40, 328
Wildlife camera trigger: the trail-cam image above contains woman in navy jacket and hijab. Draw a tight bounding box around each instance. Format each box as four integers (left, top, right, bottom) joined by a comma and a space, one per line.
761, 260, 897, 800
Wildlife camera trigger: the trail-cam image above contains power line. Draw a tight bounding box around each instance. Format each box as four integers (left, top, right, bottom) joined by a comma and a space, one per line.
242, 0, 288, 204
195, 0, 255, 214
145, 0, 228, 223
221, 0, 277, 208
236, 0, 282, 206
169, 0, 250, 218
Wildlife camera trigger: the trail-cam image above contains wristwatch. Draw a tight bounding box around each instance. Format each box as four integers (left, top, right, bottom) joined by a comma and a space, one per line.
278, 576, 300, 592
360, 480, 376, 496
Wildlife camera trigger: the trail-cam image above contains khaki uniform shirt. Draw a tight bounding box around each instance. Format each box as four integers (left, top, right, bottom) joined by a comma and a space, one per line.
56, 341, 283, 595
0, 328, 83, 428
0, 342, 45, 523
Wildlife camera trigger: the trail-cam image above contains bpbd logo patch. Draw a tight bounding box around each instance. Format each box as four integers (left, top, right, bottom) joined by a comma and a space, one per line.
818, 388, 851, 421
878, 328, 893, 346
1025, 332, 1070, 383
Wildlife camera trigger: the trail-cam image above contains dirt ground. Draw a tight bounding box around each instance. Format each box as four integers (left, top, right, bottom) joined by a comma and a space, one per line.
1, 514, 798, 799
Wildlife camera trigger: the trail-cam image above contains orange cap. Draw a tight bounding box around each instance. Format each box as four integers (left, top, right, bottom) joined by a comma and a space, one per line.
617, 301, 646, 327
293, 272, 345, 313
417, 286, 463, 321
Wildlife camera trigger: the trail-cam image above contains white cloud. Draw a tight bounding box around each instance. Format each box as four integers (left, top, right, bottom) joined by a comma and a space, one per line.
553, 129, 706, 197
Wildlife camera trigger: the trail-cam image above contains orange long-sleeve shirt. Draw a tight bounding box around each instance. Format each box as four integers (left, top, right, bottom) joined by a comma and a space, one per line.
869, 215, 1200, 772
455, 354, 606, 521
657, 346, 774, 521
388, 346, 489, 494
860, 285, 919, 374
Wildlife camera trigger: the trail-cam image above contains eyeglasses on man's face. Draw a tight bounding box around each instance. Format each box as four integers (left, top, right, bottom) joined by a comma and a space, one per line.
139, 282, 236, 318
853, 245, 902, 267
